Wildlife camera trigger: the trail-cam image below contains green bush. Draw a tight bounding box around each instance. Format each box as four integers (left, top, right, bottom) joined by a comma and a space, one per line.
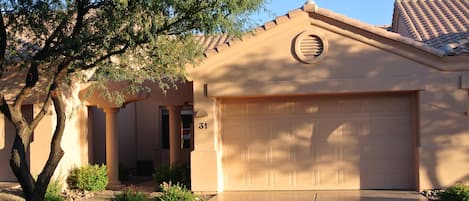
438, 185, 469, 201
157, 183, 200, 201
114, 190, 149, 201
153, 165, 189, 191
44, 194, 65, 201
67, 164, 108, 191
45, 178, 65, 201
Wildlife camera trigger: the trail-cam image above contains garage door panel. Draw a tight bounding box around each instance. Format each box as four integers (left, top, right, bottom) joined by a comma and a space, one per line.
361, 148, 413, 160
223, 169, 247, 188
271, 170, 295, 187
248, 168, 271, 187
222, 121, 248, 144
366, 97, 411, 114
221, 94, 415, 190
369, 118, 411, 136
294, 101, 320, 114
295, 170, 318, 186
360, 169, 414, 189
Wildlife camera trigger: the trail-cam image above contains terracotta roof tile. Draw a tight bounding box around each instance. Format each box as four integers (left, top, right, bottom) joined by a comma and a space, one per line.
393, 0, 469, 55
194, 34, 233, 52
195, 9, 310, 57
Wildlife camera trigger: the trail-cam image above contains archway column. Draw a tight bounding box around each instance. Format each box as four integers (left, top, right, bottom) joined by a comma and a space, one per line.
167, 105, 183, 166
103, 107, 120, 186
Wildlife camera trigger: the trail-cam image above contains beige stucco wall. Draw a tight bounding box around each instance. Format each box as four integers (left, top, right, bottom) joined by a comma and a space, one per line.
0, 113, 16, 181
0, 91, 91, 184
188, 10, 469, 192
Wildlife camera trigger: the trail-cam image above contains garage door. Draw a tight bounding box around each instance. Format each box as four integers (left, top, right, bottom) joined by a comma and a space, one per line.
220, 94, 416, 191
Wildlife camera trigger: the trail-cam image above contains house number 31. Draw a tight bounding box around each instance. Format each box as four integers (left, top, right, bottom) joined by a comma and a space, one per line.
198, 122, 208, 129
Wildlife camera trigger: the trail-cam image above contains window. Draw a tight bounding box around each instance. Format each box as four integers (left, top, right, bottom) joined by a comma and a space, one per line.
161, 107, 193, 149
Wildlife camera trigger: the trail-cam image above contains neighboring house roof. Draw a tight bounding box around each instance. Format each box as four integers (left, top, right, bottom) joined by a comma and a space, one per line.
392, 0, 469, 55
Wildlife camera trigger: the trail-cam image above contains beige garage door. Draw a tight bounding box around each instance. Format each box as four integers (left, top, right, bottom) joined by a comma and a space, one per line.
220, 94, 416, 191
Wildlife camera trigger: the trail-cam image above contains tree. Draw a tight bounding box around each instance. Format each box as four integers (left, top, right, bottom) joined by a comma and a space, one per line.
0, 0, 265, 200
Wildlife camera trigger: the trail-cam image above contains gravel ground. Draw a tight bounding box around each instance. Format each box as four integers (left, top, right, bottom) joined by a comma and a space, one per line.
0, 182, 213, 201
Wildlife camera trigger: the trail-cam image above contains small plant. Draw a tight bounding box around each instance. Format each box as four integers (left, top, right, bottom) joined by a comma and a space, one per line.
157, 182, 201, 201
45, 178, 65, 201
438, 185, 469, 201
153, 164, 189, 191
45, 194, 65, 201
67, 164, 108, 191
114, 189, 150, 201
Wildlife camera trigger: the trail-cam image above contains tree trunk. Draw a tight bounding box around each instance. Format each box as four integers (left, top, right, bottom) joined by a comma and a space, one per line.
8, 93, 66, 201
10, 128, 35, 200
32, 95, 66, 201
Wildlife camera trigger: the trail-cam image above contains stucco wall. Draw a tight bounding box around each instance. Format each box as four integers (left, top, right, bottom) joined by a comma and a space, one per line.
188, 10, 469, 192
0, 113, 16, 181
0, 97, 91, 184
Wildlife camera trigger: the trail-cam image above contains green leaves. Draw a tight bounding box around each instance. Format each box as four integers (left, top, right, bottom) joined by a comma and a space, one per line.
2, 0, 266, 101
66, 164, 108, 192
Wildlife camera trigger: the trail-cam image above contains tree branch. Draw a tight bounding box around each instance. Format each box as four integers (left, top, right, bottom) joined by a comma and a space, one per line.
29, 95, 52, 130
31, 56, 72, 130
33, 88, 65, 200
0, 93, 12, 121
31, 59, 70, 199
158, 2, 212, 35
82, 44, 129, 69
13, 62, 39, 109
84, 1, 106, 10
40, 15, 72, 58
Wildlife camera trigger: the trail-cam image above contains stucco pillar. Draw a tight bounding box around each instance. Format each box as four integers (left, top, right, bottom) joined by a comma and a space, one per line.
167, 106, 182, 166
103, 108, 120, 186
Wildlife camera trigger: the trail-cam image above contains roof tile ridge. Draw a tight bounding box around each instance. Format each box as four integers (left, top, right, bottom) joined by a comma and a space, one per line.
307, 5, 445, 56
402, 0, 428, 40
203, 8, 306, 58
413, 0, 440, 39
420, 0, 450, 35
442, 0, 468, 32
395, 1, 422, 41
426, 0, 455, 34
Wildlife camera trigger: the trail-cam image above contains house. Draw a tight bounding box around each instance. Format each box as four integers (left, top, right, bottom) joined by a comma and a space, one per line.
1, 0, 468, 193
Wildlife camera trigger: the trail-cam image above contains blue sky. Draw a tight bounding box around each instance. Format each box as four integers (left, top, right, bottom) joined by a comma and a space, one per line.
253, 0, 396, 26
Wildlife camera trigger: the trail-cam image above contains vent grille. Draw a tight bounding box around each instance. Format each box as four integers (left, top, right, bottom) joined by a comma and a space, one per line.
294, 31, 327, 64
300, 35, 324, 58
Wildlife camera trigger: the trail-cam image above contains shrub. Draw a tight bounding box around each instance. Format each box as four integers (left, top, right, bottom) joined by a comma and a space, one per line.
67, 164, 108, 191
45, 178, 65, 201
157, 182, 200, 201
153, 165, 189, 191
44, 194, 65, 201
114, 190, 149, 201
438, 185, 469, 201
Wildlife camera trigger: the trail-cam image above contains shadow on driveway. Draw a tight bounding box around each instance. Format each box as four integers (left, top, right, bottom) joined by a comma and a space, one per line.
209, 191, 428, 201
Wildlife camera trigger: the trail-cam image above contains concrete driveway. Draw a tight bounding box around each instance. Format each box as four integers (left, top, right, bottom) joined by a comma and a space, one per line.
209, 191, 428, 201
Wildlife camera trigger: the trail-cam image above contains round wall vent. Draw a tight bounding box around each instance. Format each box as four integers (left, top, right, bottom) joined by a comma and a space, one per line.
294, 31, 327, 64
